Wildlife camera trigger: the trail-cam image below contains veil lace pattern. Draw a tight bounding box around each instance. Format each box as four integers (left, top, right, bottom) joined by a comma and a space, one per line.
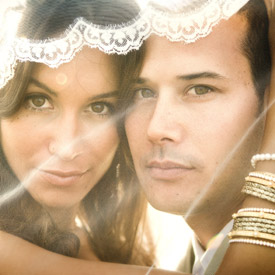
0, 0, 249, 89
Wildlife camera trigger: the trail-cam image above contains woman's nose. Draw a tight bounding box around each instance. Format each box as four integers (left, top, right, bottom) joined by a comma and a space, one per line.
48, 114, 83, 161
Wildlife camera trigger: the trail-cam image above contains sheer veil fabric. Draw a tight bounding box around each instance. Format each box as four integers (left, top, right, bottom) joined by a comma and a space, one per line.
0, 0, 253, 271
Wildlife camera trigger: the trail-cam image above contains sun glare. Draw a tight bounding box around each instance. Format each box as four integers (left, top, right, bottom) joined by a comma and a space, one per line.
147, 204, 193, 270
0, 0, 24, 43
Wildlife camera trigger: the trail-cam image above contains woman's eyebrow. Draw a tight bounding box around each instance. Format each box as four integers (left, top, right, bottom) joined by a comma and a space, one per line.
29, 78, 57, 96
134, 77, 148, 84
29, 79, 117, 100
89, 91, 118, 100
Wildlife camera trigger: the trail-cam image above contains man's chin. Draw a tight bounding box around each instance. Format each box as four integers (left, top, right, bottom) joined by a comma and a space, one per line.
139, 179, 197, 214
146, 195, 194, 216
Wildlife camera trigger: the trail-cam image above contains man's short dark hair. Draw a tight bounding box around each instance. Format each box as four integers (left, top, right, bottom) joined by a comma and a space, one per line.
238, 0, 271, 100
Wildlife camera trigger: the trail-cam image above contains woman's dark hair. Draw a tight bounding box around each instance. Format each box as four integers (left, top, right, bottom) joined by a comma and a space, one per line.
0, 0, 154, 265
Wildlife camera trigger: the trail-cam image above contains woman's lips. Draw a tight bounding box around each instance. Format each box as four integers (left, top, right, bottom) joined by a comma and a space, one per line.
146, 160, 194, 181
38, 169, 87, 187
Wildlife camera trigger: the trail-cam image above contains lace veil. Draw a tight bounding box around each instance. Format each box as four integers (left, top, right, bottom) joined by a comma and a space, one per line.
0, 0, 249, 89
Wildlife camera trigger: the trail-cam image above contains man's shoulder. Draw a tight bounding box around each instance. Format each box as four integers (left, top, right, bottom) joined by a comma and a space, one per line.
176, 236, 230, 274
204, 236, 229, 275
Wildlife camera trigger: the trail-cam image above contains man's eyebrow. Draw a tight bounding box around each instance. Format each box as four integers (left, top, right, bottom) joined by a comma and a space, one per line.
134, 72, 227, 84
177, 72, 227, 81
29, 78, 57, 96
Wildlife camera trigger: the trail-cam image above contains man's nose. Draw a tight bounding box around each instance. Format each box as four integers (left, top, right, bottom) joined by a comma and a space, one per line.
147, 94, 182, 145
48, 114, 83, 161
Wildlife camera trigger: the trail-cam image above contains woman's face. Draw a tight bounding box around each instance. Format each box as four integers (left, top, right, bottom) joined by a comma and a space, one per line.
1, 47, 119, 210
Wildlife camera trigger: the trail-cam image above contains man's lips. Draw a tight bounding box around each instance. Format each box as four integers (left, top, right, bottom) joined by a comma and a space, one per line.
147, 160, 194, 169
38, 169, 88, 186
145, 160, 194, 180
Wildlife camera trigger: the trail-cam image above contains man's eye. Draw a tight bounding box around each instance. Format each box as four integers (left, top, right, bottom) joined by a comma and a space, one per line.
187, 86, 213, 96
135, 88, 156, 99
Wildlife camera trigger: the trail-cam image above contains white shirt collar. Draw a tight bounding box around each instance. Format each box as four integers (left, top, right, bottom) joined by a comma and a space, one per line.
191, 220, 233, 275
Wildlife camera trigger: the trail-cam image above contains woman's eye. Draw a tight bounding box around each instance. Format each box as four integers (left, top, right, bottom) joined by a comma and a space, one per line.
25, 95, 52, 110
187, 85, 213, 96
32, 97, 46, 107
135, 88, 156, 99
89, 102, 114, 116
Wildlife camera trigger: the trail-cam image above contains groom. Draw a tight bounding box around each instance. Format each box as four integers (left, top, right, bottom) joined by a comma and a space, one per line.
124, 0, 271, 273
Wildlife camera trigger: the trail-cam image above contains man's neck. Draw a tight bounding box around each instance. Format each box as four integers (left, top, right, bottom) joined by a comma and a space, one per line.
185, 201, 243, 249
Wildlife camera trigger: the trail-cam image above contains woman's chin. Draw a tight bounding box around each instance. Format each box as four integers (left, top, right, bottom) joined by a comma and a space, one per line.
30, 192, 80, 213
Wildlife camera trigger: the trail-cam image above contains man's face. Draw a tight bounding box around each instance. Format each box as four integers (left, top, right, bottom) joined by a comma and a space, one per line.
125, 15, 266, 216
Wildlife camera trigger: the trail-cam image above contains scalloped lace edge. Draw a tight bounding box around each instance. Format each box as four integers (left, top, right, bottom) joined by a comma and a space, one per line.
0, 0, 249, 89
